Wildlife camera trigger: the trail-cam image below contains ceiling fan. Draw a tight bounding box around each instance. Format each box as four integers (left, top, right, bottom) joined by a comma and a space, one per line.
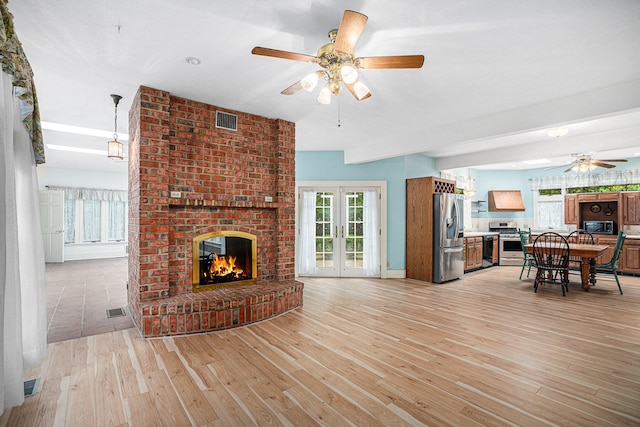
564, 153, 628, 173
251, 10, 424, 104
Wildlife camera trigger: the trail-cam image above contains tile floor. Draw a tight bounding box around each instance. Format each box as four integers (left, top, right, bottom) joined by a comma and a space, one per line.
45, 257, 134, 343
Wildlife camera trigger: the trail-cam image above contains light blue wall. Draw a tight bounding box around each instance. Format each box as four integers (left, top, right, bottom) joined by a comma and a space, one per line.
296, 151, 438, 271
449, 157, 640, 219
296, 151, 640, 271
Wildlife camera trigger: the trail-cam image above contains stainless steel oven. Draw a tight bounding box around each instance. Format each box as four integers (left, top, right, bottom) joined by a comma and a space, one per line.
489, 221, 524, 266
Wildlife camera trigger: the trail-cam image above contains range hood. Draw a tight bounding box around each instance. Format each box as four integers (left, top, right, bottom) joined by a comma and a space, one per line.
488, 190, 525, 212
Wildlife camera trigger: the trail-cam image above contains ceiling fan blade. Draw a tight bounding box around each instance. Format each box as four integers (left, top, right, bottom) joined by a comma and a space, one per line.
356, 55, 425, 69
591, 161, 616, 169
597, 159, 628, 162
564, 166, 576, 173
344, 81, 372, 101
281, 81, 303, 95
333, 10, 368, 54
251, 47, 319, 64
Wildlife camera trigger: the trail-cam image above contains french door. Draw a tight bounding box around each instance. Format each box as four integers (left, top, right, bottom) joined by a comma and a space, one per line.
298, 186, 381, 278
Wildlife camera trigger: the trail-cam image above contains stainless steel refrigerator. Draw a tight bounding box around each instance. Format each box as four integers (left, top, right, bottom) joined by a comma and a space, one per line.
432, 193, 465, 283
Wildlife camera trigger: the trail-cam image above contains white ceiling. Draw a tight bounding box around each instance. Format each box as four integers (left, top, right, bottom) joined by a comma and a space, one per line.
9, 0, 640, 174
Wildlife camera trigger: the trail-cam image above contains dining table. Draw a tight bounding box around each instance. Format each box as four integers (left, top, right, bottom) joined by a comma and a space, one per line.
524, 242, 609, 291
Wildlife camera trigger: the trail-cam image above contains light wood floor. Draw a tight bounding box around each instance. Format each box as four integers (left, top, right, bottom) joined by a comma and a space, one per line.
2, 267, 640, 426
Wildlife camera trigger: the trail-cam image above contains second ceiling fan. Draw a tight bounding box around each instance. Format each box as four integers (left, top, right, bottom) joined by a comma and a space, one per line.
251, 10, 424, 104
564, 154, 628, 173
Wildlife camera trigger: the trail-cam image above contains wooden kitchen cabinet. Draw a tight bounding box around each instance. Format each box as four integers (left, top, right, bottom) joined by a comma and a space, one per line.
620, 238, 640, 274
564, 194, 579, 225
594, 236, 617, 265
621, 192, 640, 225
578, 193, 619, 202
474, 238, 483, 268
492, 235, 499, 264
594, 235, 640, 274
464, 237, 483, 271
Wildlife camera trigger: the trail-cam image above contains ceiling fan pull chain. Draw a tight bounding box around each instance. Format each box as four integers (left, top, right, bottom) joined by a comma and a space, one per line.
337, 95, 341, 128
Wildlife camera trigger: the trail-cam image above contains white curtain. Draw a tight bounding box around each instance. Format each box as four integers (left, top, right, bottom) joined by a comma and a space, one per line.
47, 186, 127, 201
1, 71, 47, 413
64, 199, 75, 243
538, 201, 563, 229
298, 190, 318, 275
82, 199, 102, 242
363, 189, 380, 277
108, 201, 125, 241
531, 170, 640, 190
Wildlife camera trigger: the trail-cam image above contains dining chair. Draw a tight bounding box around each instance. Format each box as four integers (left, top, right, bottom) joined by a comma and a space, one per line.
532, 232, 570, 296
518, 229, 535, 280
567, 229, 595, 271
595, 230, 626, 295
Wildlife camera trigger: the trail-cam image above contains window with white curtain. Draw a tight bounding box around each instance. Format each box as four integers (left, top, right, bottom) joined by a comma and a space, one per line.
49, 187, 128, 244
67, 199, 127, 244
537, 200, 563, 229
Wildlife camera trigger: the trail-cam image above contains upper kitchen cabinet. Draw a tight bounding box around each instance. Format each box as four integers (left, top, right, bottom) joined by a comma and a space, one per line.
564, 194, 579, 224
578, 193, 619, 202
621, 192, 640, 225
488, 190, 525, 212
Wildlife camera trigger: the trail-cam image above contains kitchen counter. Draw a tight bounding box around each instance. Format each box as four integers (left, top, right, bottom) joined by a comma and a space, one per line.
464, 231, 500, 237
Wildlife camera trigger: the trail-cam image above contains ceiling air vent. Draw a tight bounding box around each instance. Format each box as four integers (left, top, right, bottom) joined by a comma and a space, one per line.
216, 111, 237, 131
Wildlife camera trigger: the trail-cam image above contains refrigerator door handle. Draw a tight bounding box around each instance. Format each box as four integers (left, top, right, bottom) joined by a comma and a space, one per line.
453, 198, 461, 238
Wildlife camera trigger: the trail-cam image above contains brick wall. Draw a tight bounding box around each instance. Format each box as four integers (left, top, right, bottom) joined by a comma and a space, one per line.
128, 86, 301, 337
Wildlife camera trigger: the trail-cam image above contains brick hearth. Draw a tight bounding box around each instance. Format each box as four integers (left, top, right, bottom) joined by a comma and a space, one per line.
127, 86, 302, 338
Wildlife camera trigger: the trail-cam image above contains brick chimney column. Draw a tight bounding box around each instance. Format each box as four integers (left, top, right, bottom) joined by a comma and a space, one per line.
128, 86, 172, 328
275, 119, 296, 281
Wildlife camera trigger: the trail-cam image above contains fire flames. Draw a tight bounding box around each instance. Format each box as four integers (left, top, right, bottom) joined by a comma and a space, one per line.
206, 253, 244, 279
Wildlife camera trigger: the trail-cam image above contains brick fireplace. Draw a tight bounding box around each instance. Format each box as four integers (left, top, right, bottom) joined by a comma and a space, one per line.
127, 86, 303, 338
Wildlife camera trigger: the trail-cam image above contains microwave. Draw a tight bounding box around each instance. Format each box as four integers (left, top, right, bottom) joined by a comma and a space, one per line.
583, 220, 614, 235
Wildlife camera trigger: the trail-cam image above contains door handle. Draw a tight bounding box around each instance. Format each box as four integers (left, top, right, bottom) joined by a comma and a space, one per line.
335, 226, 338, 238
341, 226, 344, 238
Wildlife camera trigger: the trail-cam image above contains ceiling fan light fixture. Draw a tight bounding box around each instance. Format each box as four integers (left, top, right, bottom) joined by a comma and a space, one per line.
317, 86, 332, 105
251, 10, 424, 104
340, 64, 358, 84
571, 161, 596, 173
353, 81, 370, 100
547, 127, 569, 138
301, 72, 320, 92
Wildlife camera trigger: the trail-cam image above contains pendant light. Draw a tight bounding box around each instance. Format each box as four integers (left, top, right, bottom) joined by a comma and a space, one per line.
107, 94, 123, 159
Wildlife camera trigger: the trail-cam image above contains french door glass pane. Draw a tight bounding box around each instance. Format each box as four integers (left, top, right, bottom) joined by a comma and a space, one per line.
315, 192, 334, 268
345, 191, 364, 268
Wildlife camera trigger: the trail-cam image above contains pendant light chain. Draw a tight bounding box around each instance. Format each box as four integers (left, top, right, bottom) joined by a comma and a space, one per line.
337, 93, 341, 128
112, 94, 121, 141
